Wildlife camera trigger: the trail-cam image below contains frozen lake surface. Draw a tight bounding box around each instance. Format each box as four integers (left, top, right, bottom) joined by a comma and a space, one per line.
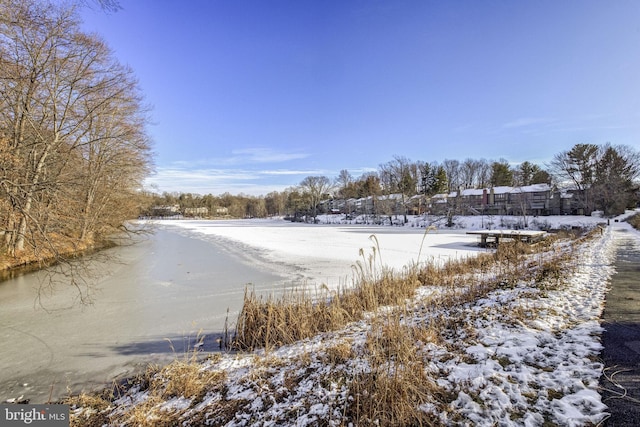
0, 225, 287, 403
0, 219, 484, 403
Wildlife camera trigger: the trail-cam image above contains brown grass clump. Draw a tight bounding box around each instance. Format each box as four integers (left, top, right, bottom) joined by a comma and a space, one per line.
153, 360, 226, 400
120, 393, 189, 427
69, 354, 226, 426
67, 394, 112, 427
67, 393, 112, 412
324, 339, 355, 365
627, 212, 640, 230
347, 365, 444, 426
234, 287, 355, 350
234, 239, 430, 351
347, 311, 455, 426
233, 228, 576, 351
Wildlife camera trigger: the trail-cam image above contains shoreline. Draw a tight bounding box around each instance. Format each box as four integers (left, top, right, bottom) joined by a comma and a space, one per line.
0, 226, 285, 404
65, 218, 622, 425
0, 240, 117, 282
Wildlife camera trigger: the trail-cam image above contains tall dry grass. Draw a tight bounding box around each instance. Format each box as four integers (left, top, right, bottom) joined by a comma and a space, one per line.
234, 286, 356, 351
67, 335, 225, 427
627, 212, 640, 230
69, 226, 598, 426
340, 229, 593, 426
234, 234, 427, 350
345, 311, 457, 426
232, 228, 579, 352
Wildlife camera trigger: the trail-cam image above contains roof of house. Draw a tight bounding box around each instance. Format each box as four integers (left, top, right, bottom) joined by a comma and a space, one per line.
509, 183, 552, 193
441, 183, 553, 199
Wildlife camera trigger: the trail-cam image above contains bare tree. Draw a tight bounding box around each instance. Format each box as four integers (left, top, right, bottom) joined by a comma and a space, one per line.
549, 144, 599, 213
550, 144, 598, 189
73, 75, 151, 242
284, 188, 310, 220
379, 156, 417, 223
442, 159, 460, 193
265, 191, 286, 217
299, 176, 334, 222
0, 0, 152, 301
476, 159, 492, 188
335, 169, 354, 198
460, 158, 481, 189
81, 0, 122, 12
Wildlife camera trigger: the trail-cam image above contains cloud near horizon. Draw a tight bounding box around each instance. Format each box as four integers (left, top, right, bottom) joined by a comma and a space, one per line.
144, 164, 331, 196
170, 147, 311, 168
231, 148, 311, 163
144, 147, 325, 195
144, 163, 384, 196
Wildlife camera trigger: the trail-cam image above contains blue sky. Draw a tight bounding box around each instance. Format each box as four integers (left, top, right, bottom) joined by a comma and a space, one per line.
80, 1, 640, 196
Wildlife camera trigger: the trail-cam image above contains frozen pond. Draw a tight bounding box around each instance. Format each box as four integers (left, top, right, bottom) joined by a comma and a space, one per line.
0, 219, 482, 403
0, 225, 288, 404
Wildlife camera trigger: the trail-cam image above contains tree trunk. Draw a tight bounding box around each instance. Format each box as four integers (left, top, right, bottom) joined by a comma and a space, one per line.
14, 142, 52, 253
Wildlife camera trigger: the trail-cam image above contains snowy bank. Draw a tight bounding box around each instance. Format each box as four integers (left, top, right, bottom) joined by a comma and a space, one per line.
69, 214, 635, 426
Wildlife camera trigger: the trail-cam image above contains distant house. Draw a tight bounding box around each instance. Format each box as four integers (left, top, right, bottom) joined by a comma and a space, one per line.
151, 205, 181, 217
376, 194, 405, 215
407, 194, 428, 215
429, 193, 449, 209
320, 183, 595, 220
548, 186, 592, 216
215, 207, 230, 216
184, 207, 209, 217
509, 184, 552, 216
427, 184, 566, 217
354, 196, 375, 214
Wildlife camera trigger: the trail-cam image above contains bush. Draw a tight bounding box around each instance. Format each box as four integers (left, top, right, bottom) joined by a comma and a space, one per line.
627, 213, 640, 230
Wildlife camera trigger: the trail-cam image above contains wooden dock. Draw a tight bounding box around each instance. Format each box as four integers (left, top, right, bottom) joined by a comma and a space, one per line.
466, 230, 547, 247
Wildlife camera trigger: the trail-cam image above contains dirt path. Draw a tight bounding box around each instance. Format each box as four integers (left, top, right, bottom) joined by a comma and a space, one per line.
600, 223, 640, 426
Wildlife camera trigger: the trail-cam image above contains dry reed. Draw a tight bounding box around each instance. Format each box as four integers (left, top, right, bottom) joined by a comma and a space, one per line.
69, 226, 595, 426
233, 228, 579, 351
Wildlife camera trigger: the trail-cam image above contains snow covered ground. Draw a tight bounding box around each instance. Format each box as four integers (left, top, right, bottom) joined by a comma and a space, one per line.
162, 213, 611, 291
159, 215, 606, 288
165, 219, 480, 290
71, 213, 637, 426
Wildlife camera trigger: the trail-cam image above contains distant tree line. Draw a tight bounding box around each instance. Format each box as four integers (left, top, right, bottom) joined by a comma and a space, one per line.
146, 143, 640, 221
0, 0, 152, 260
550, 143, 640, 216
